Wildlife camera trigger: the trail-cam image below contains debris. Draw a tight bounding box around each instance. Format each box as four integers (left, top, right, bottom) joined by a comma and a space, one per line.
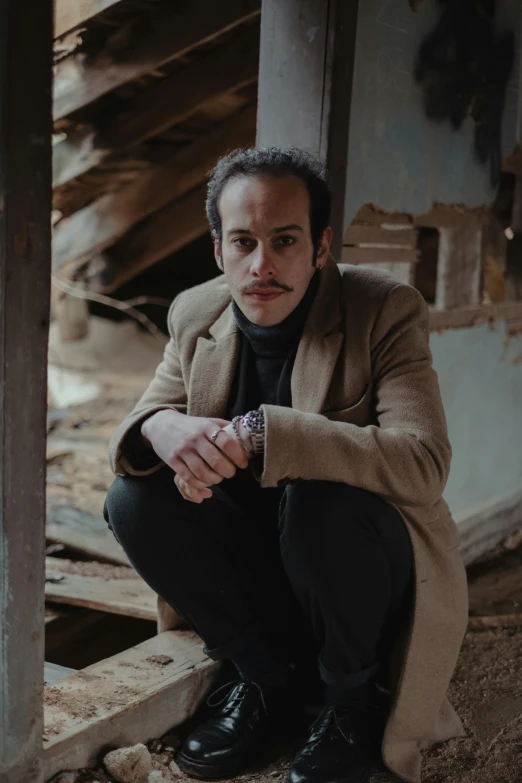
48, 773, 78, 783
168, 761, 183, 777
48, 364, 102, 408
145, 655, 173, 667
104, 744, 152, 783
148, 773, 165, 782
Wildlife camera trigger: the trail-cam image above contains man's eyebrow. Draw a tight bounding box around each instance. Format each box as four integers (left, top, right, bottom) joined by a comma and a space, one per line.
226, 224, 304, 236
269, 224, 304, 235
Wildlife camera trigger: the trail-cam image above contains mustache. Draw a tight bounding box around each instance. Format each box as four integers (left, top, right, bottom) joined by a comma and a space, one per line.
241, 281, 293, 294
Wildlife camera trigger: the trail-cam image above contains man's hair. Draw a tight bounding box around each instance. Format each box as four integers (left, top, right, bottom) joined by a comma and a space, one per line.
205, 147, 332, 253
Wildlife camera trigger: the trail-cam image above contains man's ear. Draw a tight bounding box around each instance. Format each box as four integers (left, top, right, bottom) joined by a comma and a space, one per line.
316, 226, 333, 269
213, 234, 224, 272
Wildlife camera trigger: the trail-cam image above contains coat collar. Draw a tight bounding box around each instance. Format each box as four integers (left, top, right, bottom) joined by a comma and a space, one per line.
187, 256, 344, 418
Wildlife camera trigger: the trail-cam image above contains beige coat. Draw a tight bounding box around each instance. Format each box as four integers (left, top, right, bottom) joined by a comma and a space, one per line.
109, 257, 468, 783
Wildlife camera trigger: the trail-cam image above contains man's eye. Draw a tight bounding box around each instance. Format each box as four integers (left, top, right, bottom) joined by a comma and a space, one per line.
233, 237, 254, 248
275, 236, 295, 247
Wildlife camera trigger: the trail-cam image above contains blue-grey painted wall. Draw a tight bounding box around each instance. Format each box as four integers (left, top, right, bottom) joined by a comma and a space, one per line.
432, 322, 522, 519
345, 0, 521, 223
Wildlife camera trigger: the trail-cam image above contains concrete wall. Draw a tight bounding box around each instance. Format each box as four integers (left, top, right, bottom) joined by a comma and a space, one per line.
344, 0, 521, 223
431, 322, 522, 523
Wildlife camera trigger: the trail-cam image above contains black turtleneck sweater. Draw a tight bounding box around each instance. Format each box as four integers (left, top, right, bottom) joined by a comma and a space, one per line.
227, 272, 319, 421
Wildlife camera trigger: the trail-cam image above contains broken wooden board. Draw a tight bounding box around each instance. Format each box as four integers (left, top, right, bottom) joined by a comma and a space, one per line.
44, 662, 77, 686
45, 557, 158, 621
43, 630, 219, 779
47, 505, 130, 566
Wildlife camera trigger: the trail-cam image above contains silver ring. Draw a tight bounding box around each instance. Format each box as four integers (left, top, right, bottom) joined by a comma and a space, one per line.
210, 429, 222, 444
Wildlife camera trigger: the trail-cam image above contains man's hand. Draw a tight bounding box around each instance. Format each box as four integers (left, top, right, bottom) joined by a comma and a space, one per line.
141, 410, 249, 502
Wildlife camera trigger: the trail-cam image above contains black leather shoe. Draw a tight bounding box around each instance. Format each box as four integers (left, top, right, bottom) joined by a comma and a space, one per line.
177, 679, 288, 779
286, 703, 373, 783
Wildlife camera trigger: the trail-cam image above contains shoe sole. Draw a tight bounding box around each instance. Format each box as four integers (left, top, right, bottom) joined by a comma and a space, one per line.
176, 749, 252, 780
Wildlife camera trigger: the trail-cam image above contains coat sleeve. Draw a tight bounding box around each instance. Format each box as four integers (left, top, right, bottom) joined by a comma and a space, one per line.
108, 296, 188, 477
259, 284, 452, 507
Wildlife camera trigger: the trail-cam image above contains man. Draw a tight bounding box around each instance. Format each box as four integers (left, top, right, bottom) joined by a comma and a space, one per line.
105, 148, 468, 783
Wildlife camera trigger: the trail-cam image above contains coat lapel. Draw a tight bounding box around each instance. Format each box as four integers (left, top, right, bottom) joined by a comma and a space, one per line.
187, 303, 239, 419
291, 257, 344, 414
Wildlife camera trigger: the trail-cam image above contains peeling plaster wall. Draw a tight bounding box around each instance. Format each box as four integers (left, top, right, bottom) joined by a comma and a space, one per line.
345, 0, 521, 223
432, 322, 522, 519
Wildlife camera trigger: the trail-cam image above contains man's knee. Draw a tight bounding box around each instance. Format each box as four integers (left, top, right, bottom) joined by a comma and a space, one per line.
281, 480, 395, 548
104, 471, 169, 534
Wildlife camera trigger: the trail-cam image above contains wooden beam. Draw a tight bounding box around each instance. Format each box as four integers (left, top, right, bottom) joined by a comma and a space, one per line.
257, 0, 358, 258
92, 185, 209, 291
53, 125, 109, 188
53, 104, 257, 270
44, 662, 77, 686
43, 630, 219, 780
52, 27, 259, 188
85, 106, 256, 290
102, 25, 259, 149
53, 0, 260, 120
45, 557, 160, 622
343, 225, 417, 247
47, 504, 131, 566
54, 0, 122, 38
0, 2, 53, 782
341, 247, 419, 264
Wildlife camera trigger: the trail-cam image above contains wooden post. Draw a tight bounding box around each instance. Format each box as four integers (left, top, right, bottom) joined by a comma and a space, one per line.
0, 2, 53, 782
435, 227, 483, 311
257, 0, 359, 258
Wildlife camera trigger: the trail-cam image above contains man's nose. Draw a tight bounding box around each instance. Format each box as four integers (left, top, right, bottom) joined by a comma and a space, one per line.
249, 245, 276, 277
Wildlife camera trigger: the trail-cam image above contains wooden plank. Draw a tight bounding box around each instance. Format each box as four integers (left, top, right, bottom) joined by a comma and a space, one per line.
429, 301, 522, 331
52, 49, 258, 269
91, 186, 209, 291
45, 557, 159, 621
53, 0, 261, 120
44, 662, 77, 686
257, 0, 358, 258
43, 630, 219, 779
84, 106, 256, 290
53, 125, 109, 188
54, 0, 122, 38
343, 224, 417, 247
52, 26, 259, 187
102, 25, 259, 149
0, 2, 53, 782
434, 227, 483, 311
341, 246, 419, 264
47, 505, 131, 566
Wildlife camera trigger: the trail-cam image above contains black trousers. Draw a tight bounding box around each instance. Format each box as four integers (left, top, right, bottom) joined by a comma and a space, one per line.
104, 469, 414, 690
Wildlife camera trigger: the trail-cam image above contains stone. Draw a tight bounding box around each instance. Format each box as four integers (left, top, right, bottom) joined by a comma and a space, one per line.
103, 744, 153, 783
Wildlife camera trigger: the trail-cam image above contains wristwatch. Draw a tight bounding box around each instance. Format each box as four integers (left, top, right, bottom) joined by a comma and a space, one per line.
241, 409, 265, 455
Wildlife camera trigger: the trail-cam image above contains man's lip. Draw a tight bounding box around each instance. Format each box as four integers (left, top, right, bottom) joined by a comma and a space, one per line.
244, 290, 284, 297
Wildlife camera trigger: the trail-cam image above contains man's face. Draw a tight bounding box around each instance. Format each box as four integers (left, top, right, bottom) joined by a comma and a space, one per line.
215, 175, 332, 326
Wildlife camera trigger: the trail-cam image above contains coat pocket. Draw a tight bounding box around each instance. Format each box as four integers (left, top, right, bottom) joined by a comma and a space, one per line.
322, 384, 374, 427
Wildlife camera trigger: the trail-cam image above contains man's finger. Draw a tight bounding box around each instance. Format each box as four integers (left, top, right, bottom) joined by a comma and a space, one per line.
214, 430, 249, 469
183, 450, 226, 485
198, 438, 238, 478
171, 457, 213, 490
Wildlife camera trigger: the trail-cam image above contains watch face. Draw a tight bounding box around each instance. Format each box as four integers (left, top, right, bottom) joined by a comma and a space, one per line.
244, 411, 264, 435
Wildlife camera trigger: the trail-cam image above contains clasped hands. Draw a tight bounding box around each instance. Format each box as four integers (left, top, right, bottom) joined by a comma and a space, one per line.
141, 409, 254, 504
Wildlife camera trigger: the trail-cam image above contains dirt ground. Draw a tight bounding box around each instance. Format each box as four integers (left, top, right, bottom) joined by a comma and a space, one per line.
46, 318, 522, 783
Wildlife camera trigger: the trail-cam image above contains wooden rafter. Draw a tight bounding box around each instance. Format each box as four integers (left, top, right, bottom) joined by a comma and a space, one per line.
90, 185, 210, 292
53, 105, 257, 270
53, 25, 259, 187
54, 0, 123, 38
53, 0, 260, 119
